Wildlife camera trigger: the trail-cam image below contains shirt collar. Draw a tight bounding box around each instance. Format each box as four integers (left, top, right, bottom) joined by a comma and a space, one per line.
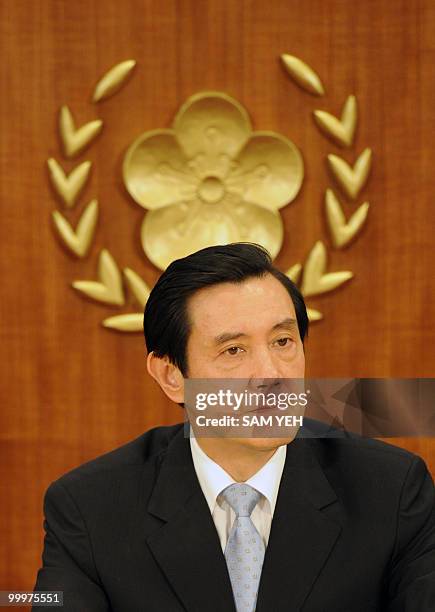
189, 425, 287, 515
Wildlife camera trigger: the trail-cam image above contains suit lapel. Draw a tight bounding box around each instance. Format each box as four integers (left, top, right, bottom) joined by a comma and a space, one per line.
146, 427, 236, 612
256, 436, 342, 611
146, 426, 341, 612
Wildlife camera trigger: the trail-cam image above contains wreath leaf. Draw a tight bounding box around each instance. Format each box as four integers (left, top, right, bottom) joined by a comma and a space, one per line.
102, 313, 143, 332
327, 148, 372, 200
301, 241, 353, 297
307, 308, 323, 321
93, 60, 136, 103
313, 95, 357, 147
325, 189, 369, 248
72, 248, 124, 305
59, 105, 103, 158
280, 54, 325, 96
51, 199, 98, 257
123, 268, 151, 309
285, 263, 302, 284
47, 158, 91, 207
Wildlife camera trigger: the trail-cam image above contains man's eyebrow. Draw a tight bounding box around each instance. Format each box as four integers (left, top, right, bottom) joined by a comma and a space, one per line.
271, 317, 298, 331
213, 318, 298, 346
214, 331, 247, 346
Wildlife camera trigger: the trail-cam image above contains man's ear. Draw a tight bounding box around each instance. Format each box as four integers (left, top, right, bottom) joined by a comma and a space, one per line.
146, 352, 184, 403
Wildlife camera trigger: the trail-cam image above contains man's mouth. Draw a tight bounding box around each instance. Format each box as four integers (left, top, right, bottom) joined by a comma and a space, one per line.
247, 406, 273, 414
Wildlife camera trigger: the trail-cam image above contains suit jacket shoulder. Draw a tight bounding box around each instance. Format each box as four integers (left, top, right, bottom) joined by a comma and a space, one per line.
306, 427, 425, 492
54, 422, 184, 486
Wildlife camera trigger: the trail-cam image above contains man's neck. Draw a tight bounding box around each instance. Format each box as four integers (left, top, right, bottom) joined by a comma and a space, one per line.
194, 436, 277, 482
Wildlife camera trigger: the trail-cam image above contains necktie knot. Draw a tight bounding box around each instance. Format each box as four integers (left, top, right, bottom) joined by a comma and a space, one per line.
221, 483, 262, 517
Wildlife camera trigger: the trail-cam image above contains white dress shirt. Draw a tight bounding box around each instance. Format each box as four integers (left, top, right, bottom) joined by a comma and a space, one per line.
189, 426, 287, 552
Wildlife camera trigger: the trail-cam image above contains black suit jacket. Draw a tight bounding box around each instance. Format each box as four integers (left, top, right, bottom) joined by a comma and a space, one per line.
33, 421, 435, 611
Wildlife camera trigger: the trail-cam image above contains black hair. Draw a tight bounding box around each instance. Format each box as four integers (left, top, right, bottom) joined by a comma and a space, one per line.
144, 243, 309, 376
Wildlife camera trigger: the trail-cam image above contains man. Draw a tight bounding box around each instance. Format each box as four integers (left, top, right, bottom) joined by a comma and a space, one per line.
33, 243, 435, 611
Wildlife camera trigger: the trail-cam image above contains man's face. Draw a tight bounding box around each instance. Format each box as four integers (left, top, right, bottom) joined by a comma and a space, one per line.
185, 273, 305, 450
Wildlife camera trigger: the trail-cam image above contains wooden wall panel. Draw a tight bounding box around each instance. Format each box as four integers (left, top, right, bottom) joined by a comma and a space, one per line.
1, 0, 434, 595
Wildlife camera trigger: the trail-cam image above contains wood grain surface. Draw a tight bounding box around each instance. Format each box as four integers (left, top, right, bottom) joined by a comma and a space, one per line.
1, 0, 434, 595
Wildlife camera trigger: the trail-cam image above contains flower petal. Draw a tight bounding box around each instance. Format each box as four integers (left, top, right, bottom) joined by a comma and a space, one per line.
141, 198, 283, 270
229, 132, 304, 211
173, 92, 252, 161
123, 129, 195, 210
227, 200, 283, 260
141, 199, 240, 270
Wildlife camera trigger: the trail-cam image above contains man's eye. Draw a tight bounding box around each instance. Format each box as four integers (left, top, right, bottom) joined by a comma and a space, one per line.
275, 337, 293, 347
224, 346, 243, 356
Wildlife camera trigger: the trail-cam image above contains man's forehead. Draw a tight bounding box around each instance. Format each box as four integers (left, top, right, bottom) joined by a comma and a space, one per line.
188, 274, 293, 309
186, 276, 297, 335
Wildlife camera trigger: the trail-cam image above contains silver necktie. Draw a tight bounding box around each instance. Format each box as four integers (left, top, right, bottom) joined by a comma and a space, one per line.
221, 483, 265, 612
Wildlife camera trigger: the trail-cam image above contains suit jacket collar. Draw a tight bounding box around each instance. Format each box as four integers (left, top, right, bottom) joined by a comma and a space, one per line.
256, 432, 342, 611
146, 425, 342, 611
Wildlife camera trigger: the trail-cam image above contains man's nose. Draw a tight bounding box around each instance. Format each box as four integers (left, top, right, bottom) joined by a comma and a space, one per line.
248, 348, 281, 385
254, 378, 281, 394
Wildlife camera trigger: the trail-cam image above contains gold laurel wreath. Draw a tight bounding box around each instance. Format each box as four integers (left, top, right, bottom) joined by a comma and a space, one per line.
48, 55, 372, 331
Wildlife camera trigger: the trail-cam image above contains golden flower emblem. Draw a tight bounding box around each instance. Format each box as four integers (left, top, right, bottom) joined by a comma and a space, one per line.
123, 92, 304, 270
